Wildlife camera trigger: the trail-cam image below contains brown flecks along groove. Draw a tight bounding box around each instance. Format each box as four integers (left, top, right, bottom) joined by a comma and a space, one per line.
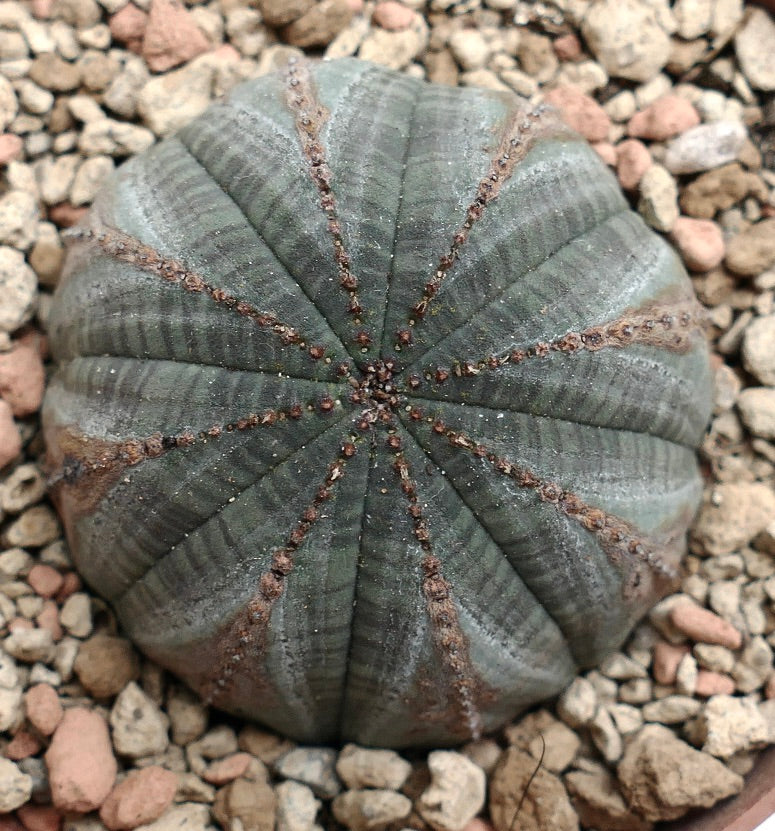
42, 58, 713, 748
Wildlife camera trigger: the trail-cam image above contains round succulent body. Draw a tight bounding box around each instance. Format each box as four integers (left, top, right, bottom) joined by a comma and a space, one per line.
43, 58, 712, 748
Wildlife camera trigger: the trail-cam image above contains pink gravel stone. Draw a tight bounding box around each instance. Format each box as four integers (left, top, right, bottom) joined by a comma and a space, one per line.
652, 641, 690, 685
544, 85, 611, 142
202, 752, 253, 785
463, 820, 496, 831
553, 32, 582, 61
45, 708, 117, 813
55, 572, 81, 602
109, 3, 148, 52
627, 95, 700, 141
372, 1, 415, 30
27, 565, 64, 599
616, 138, 652, 190
695, 670, 736, 697
669, 603, 743, 650
36, 600, 63, 641
16, 805, 62, 831
670, 216, 725, 272
99, 766, 178, 831
0, 342, 46, 418
0, 134, 23, 165
591, 141, 617, 166
0, 816, 25, 831
212, 44, 240, 62
0, 399, 21, 468
9, 617, 34, 631
25, 684, 63, 736
48, 203, 89, 228
5, 729, 42, 760
142, 0, 210, 72
30, 0, 52, 18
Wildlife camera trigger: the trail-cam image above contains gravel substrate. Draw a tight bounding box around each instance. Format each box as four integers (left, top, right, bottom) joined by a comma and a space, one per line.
1, 0, 775, 829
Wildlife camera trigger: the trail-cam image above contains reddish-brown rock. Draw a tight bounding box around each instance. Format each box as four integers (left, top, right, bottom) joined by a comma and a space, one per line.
142, 0, 210, 72
45, 708, 117, 812
544, 85, 611, 142
99, 766, 178, 831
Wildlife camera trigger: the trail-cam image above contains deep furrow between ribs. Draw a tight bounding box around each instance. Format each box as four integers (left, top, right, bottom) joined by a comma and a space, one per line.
400, 102, 560, 337
202, 439, 358, 706
284, 58, 370, 348
427, 296, 710, 381
426, 418, 680, 594
392, 448, 484, 741
64, 224, 331, 361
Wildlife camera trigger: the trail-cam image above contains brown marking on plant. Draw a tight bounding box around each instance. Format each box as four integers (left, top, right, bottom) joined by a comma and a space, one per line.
404, 103, 571, 331
429, 294, 709, 381
284, 58, 369, 346
64, 224, 331, 362
202, 443, 355, 706
392, 447, 487, 741
46, 403, 310, 520
428, 419, 681, 598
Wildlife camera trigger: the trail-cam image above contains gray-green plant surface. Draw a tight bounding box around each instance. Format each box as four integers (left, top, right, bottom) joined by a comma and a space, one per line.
42, 57, 712, 748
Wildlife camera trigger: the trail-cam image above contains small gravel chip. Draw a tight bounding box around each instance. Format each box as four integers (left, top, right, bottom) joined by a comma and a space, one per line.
556, 676, 598, 727
110, 681, 170, 758
275, 781, 320, 831
3, 627, 55, 664
59, 592, 93, 638
274, 747, 341, 799
664, 121, 747, 174
699, 694, 769, 758
336, 744, 411, 790
417, 750, 486, 831
0, 246, 36, 333
641, 695, 702, 724
332, 789, 411, 831
638, 164, 678, 231
0, 757, 33, 811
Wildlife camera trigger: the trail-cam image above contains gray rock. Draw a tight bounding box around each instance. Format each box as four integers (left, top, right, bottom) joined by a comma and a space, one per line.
699, 694, 769, 757
332, 789, 411, 831
0, 757, 32, 812
335, 744, 410, 791
664, 121, 747, 174
0, 246, 36, 333
110, 681, 170, 758
417, 750, 486, 831
275, 780, 321, 831
274, 747, 341, 799
735, 8, 775, 91
581, 0, 670, 82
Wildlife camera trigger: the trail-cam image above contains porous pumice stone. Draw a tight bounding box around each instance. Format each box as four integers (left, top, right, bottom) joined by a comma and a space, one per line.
42, 57, 713, 748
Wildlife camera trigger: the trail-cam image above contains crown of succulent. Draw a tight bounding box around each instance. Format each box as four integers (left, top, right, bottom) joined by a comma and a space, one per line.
43, 58, 712, 748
